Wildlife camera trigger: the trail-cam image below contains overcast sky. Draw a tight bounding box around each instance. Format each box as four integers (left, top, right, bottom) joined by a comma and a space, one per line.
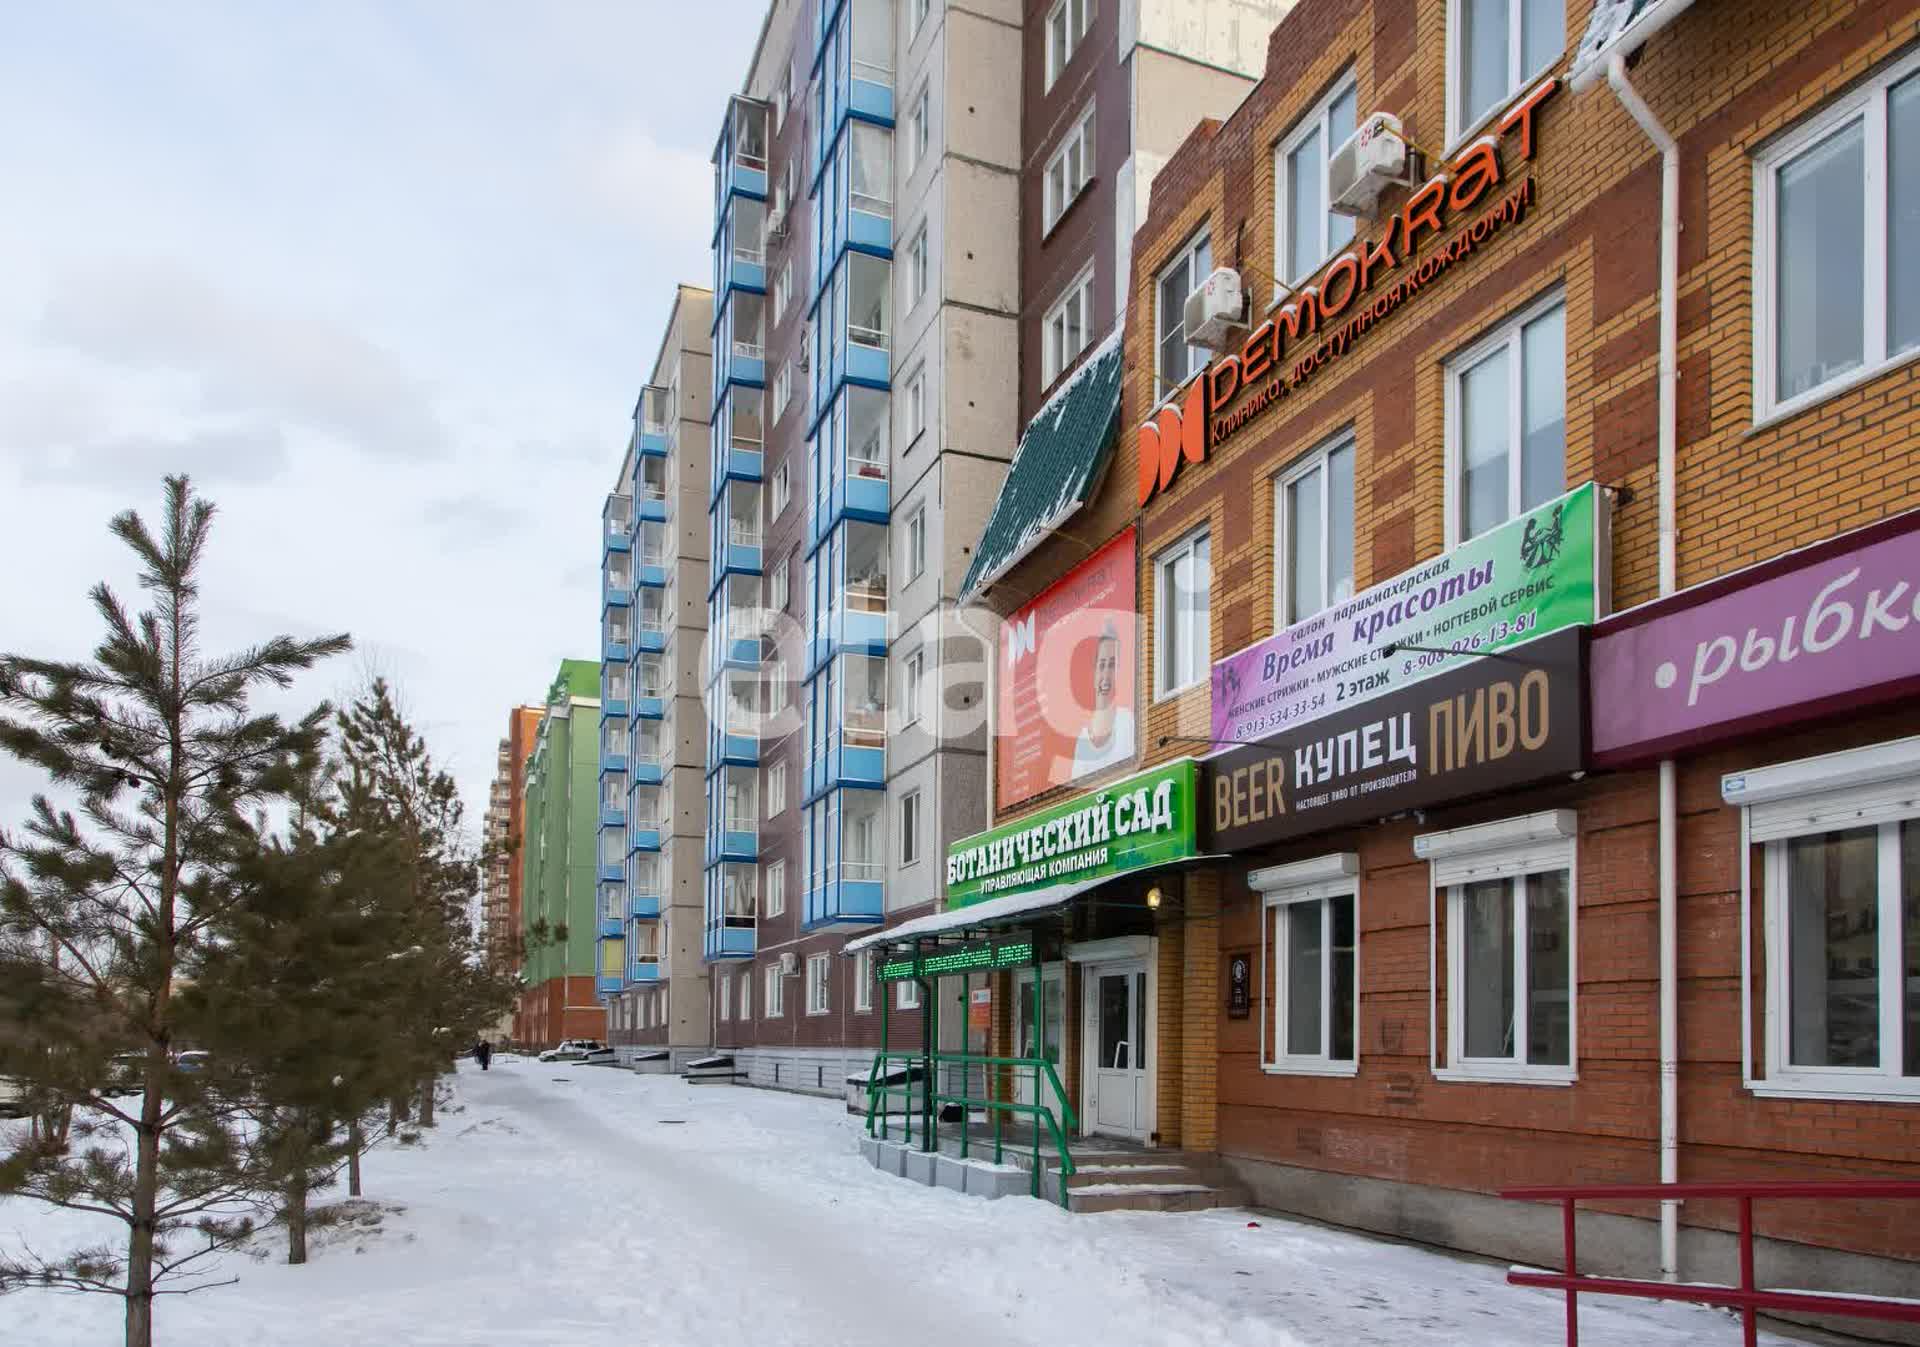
0, 1, 765, 834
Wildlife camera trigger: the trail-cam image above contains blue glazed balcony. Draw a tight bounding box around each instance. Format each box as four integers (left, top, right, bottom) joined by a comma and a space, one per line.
598, 856, 625, 884
628, 785, 664, 854
603, 552, 633, 608
599, 729, 627, 777
603, 494, 632, 554
806, 732, 885, 798
710, 479, 764, 590
628, 854, 665, 916
599, 915, 624, 940
629, 892, 661, 920
713, 292, 767, 401
624, 960, 661, 985
704, 924, 755, 960
634, 385, 672, 458
709, 673, 762, 770
600, 800, 625, 828
633, 519, 670, 589
602, 672, 629, 720
803, 874, 884, 932
602, 612, 631, 665
704, 863, 757, 960
633, 598, 668, 654
596, 971, 624, 996
811, 0, 895, 177
713, 96, 769, 216
709, 579, 765, 674
814, 121, 894, 290
706, 767, 758, 865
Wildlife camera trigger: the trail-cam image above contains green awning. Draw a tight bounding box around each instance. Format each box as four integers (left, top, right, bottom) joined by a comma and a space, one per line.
959, 332, 1123, 602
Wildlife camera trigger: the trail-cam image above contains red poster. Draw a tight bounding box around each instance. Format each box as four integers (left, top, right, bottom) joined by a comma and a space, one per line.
996, 528, 1138, 810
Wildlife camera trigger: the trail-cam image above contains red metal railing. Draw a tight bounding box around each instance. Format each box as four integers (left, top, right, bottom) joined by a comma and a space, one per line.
1500, 1180, 1920, 1346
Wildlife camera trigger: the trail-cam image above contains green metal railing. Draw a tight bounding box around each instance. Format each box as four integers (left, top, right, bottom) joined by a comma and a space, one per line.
863, 935, 1078, 1207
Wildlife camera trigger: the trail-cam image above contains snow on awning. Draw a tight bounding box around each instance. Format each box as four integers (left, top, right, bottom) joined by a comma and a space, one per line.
1568, 0, 1697, 92
958, 331, 1124, 603
841, 854, 1230, 955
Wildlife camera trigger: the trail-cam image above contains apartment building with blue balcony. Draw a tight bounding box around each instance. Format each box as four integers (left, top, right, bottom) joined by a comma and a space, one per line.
599, 284, 717, 1070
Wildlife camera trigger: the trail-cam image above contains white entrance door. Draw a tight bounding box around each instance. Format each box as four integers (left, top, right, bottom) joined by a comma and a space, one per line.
1085, 960, 1149, 1140
1012, 964, 1065, 1111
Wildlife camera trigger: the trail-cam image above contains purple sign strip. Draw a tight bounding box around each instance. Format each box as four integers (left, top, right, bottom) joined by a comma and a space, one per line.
1591, 515, 1920, 764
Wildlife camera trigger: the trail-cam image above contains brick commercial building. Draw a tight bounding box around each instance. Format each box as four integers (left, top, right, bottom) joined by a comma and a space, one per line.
852, 0, 1920, 1314
482, 704, 543, 1043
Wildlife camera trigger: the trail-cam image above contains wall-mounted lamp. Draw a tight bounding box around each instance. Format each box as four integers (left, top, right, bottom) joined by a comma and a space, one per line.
1146, 886, 1163, 911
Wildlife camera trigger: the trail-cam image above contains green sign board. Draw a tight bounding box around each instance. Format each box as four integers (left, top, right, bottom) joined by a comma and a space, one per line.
879, 934, 1036, 982
944, 759, 1200, 909
1210, 482, 1607, 743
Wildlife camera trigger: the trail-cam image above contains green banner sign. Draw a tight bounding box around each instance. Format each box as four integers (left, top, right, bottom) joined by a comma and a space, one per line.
1210, 482, 1607, 743
944, 760, 1200, 909
879, 934, 1037, 981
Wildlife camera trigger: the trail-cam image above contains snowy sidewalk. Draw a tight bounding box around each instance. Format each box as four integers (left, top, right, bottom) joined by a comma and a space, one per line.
1, 1061, 1796, 1346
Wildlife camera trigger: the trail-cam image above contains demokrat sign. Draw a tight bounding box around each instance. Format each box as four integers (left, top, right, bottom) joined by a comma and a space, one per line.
1139, 76, 1560, 506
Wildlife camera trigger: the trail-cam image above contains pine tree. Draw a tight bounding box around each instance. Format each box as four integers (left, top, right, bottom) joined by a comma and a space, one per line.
180, 747, 412, 1265
0, 476, 349, 1347
334, 680, 511, 1129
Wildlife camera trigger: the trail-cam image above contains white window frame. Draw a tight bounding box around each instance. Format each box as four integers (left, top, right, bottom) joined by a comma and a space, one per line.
1152, 527, 1211, 700
901, 788, 922, 866
773, 260, 792, 327
1043, 105, 1097, 236
1728, 735, 1920, 1102
907, 366, 927, 441
771, 460, 791, 518
1044, 0, 1093, 91
854, 948, 874, 1013
1442, 287, 1566, 548
1753, 48, 1920, 425
908, 0, 931, 41
907, 505, 927, 580
739, 967, 751, 1020
897, 977, 921, 1010
907, 85, 930, 175
766, 963, 784, 1018
903, 649, 925, 726
1444, 0, 1563, 150
773, 361, 792, 422
1272, 69, 1357, 291
769, 555, 790, 612
765, 761, 788, 818
1256, 854, 1361, 1077
764, 858, 787, 917
1154, 230, 1212, 402
1418, 810, 1578, 1086
908, 224, 930, 307
806, 952, 831, 1015
1042, 264, 1096, 387
718, 973, 732, 1022
1272, 429, 1356, 628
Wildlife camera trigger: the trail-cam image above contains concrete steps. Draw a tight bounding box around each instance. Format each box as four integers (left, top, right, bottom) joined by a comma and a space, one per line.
869, 1126, 1250, 1215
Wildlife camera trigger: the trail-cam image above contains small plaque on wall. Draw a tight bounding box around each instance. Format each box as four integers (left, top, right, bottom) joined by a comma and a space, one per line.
1227, 952, 1251, 1019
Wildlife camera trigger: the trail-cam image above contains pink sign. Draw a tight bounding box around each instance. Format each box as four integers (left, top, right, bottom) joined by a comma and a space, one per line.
1590, 513, 1920, 765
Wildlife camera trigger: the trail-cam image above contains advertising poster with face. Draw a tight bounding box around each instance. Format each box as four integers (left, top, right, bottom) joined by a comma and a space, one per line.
996, 528, 1138, 810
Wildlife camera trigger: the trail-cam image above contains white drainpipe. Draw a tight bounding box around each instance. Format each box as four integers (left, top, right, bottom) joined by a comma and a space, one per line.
1605, 52, 1682, 1281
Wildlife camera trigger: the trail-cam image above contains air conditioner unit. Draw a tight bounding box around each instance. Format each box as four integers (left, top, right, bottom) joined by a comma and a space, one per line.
778, 950, 798, 976
1329, 111, 1413, 218
1182, 267, 1249, 352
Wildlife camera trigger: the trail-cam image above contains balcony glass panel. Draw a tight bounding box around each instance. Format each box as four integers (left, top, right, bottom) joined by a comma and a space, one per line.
630, 920, 661, 963
720, 863, 757, 927
716, 96, 769, 214
601, 830, 626, 865
635, 454, 669, 524
634, 519, 668, 580
803, 787, 885, 928
635, 588, 667, 651
601, 882, 626, 923
717, 765, 758, 856
605, 493, 632, 548
633, 654, 666, 713
640, 385, 670, 439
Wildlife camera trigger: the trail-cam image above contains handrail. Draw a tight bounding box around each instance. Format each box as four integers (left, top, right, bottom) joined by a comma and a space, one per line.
863, 1047, 1078, 1207
1502, 1180, 1920, 1346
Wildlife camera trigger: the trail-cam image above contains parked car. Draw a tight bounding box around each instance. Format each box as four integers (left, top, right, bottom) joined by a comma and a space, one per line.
580, 1046, 618, 1066
174, 1050, 212, 1073
537, 1040, 604, 1063
0, 1075, 27, 1119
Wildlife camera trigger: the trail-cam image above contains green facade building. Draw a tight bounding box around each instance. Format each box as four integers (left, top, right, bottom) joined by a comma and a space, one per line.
519, 659, 605, 1045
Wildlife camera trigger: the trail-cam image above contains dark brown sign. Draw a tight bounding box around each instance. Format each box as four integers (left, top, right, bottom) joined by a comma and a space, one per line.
1227, 953, 1251, 1019
1204, 627, 1586, 852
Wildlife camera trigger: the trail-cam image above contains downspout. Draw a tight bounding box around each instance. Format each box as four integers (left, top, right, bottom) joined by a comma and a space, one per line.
1605, 53, 1682, 1281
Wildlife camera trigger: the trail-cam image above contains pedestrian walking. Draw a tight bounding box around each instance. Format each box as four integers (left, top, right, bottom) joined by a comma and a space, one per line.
475, 1038, 492, 1071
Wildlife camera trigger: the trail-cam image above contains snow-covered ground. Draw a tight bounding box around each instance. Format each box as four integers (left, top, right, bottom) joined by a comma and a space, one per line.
1, 1061, 1793, 1346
